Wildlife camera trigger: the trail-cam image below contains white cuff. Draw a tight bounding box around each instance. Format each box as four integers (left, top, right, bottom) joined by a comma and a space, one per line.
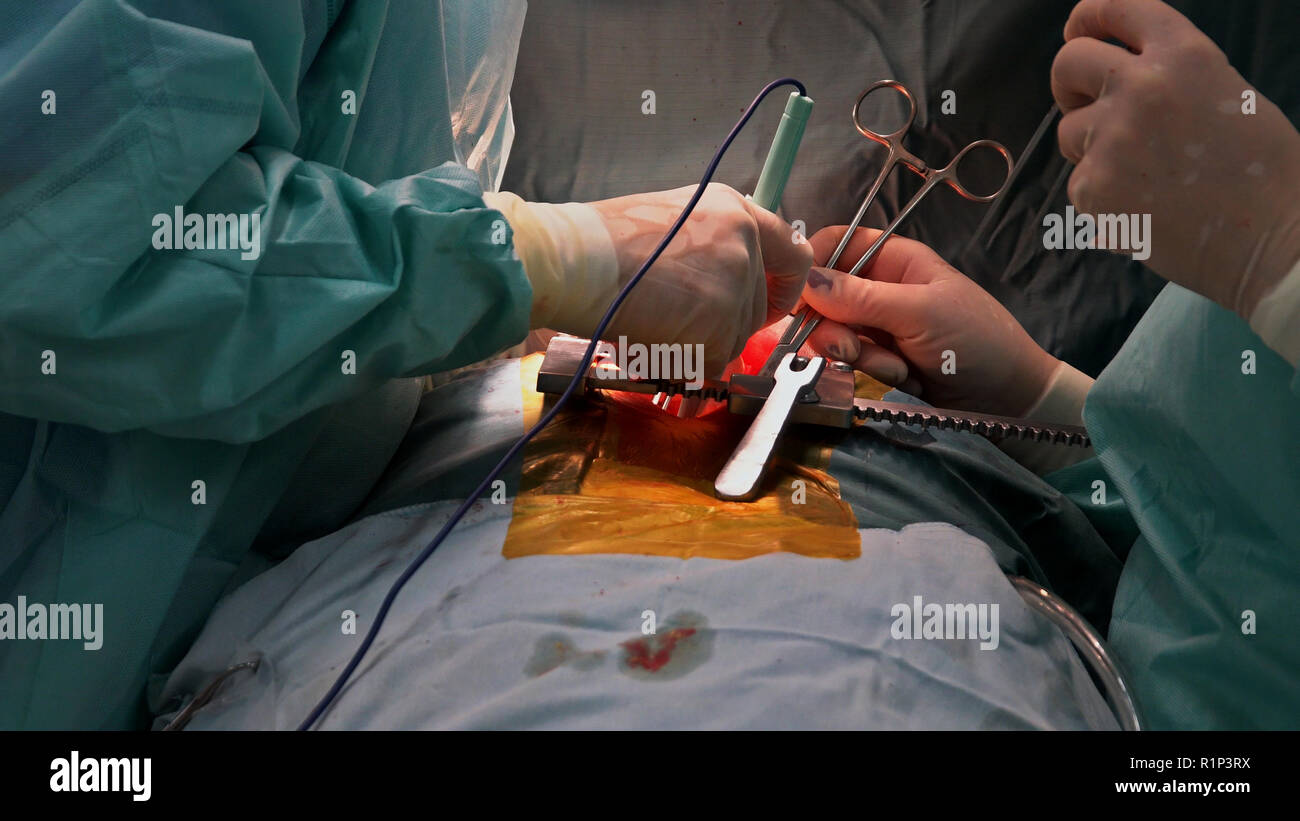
1023, 360, 1094, 426
997, 360, 1096, 475
1249, 256, 1300, 369
482, 191, 619, 336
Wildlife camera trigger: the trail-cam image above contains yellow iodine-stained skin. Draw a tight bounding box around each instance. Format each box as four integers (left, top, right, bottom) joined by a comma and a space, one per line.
505, 354, 867, 560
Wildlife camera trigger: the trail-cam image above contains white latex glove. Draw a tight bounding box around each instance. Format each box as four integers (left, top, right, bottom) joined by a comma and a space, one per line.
1052, 0, 1300, 320
801, 227, 1062, 418
487, 184, 812, 377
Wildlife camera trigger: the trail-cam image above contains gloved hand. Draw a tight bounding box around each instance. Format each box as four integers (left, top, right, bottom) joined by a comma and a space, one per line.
486, 184, 812, 376
1052, 0, 1300, 320
801, 226, 1063, 417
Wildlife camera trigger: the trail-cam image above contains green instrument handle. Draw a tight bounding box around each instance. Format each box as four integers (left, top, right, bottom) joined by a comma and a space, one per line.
750, 91, 815, 212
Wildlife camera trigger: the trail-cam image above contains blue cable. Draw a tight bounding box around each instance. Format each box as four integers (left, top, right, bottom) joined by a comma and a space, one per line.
298, 78, 807, 730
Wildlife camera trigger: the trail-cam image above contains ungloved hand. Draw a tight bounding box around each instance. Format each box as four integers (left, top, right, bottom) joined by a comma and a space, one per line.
1052, 0, 1300, 319
486, 184, 811, 378
801, 226, 1062, 417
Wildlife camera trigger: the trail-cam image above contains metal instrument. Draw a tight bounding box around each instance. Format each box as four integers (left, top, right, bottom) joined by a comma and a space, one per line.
539, 81, 1068, 502
711, 79, 1017, 498
536, 335, 1090, 499
762, 80, 1015, 376
715, 353, 826, 501
1009, 577, 1143, 731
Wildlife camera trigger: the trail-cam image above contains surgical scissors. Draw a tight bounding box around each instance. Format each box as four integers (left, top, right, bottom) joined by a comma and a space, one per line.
761, 80, 1015, 376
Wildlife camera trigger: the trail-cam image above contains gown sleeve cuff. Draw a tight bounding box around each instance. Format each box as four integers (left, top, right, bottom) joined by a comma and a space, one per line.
482, 191, 619, 335
997, 360, 1096, 475
1248, 255, 1300, 370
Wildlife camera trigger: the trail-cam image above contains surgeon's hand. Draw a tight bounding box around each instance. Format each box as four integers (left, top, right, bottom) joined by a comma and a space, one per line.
589, 184, 812, 375
486, 184, 809, 376
1052, 0, 1300, 319
801, 227, 1061, 417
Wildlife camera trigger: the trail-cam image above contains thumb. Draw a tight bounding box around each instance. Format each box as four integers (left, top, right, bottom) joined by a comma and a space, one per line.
745, 199, 814, 322
801, 266, 921, 337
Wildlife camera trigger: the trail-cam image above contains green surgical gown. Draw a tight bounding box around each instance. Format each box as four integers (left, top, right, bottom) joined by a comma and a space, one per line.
0, 0, 531, 728
1051, 284, 1300, 729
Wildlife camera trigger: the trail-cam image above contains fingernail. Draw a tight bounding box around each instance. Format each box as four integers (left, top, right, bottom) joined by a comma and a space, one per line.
875, 363, 905, 385
807, 268, 833, 290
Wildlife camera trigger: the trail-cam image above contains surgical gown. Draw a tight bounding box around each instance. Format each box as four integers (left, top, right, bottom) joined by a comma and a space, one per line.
0, 0, 530, 728
1050, 285, 1300, 729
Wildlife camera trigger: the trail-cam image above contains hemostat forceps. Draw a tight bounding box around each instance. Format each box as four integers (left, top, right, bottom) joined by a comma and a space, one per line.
760, 80, 1015, 376
536, 81, 1087, 505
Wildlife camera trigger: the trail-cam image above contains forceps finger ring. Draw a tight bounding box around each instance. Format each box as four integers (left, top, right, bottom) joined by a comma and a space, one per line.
763, 81, 1014, 373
